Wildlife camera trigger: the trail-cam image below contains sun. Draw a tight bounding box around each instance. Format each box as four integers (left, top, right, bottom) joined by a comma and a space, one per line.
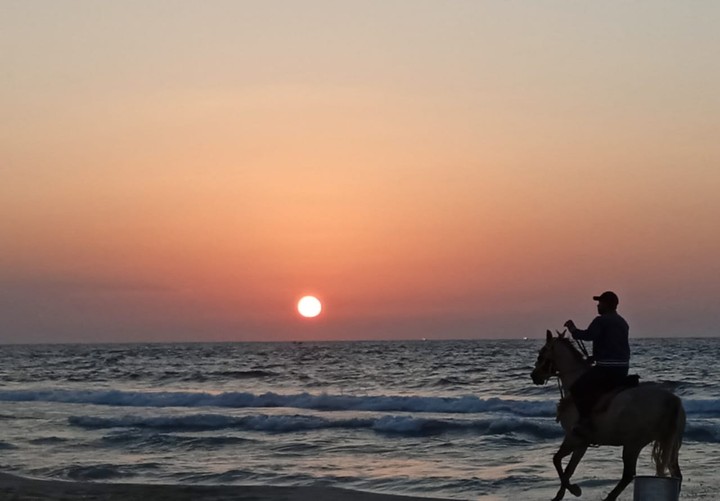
297, 296, 322, 318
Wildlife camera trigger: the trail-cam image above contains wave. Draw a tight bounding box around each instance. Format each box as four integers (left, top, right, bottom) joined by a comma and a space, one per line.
682, 399, 720, 415
2, 389, 718, 419
0, 389, 557, 417
40, 462, 162, 481
432, 377, 465, 387
69, 413, 565, 439
684, 420, 720, 443
162, 370, 278, 383
100, 431, 255, 450
28, 437, 69, 445
210, 370, 278, 379
70, 412, 720, 444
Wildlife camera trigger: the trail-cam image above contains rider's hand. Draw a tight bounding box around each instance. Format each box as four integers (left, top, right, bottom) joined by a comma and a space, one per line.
564, 320, 577, 333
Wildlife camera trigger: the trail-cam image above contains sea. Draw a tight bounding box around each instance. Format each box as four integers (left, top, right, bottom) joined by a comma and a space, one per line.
0, 338, 717, 500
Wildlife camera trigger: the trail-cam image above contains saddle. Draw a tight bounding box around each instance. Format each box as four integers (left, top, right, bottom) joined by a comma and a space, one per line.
591, 374, 640, 414
556, 375, 641, 423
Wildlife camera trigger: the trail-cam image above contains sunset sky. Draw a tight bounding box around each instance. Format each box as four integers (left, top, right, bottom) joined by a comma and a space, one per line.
2, 1, 719, 343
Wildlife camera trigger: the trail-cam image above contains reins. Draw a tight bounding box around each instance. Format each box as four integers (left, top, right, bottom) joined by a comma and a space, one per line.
575, 339, 590, 359
540, 348, 565, 399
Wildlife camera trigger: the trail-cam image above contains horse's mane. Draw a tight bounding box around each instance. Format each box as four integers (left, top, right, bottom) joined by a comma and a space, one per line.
553, 339, 588, 420
555, 337, 587, 365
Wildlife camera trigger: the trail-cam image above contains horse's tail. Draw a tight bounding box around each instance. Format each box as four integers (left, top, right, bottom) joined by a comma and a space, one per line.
652, 394, 685, 477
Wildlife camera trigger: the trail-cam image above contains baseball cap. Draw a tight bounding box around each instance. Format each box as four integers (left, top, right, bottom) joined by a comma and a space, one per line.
593, 291, 619, 306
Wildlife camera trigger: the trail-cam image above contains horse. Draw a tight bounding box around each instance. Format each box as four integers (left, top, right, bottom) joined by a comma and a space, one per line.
531, 330, 685, 501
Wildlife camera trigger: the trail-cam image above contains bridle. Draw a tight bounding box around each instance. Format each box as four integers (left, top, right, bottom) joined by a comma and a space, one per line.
536, 330, 589, 399
536, 348, 558, 381
536, 346, 564, 398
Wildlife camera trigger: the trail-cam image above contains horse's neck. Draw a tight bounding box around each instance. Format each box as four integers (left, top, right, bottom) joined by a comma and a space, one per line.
555, 344, 587, 391
558, 367, 585, 392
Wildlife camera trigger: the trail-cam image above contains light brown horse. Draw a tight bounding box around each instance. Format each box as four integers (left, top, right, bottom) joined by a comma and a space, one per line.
531, 330, 684, 501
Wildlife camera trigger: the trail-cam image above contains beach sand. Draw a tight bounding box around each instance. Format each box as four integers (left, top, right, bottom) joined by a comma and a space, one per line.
3, 471, 714, 501
0, 472, 449, 501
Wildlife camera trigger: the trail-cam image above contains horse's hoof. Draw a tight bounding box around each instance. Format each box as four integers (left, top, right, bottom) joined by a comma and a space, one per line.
551, 491, 566, 501
568, 484, 582, 497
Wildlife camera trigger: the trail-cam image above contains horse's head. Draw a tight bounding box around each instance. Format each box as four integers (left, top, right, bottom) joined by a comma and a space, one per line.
531, 329, 576, 385
531, 330, 557, 385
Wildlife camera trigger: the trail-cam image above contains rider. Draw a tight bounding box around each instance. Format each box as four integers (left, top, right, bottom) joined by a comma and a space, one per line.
564, 291, 630, 438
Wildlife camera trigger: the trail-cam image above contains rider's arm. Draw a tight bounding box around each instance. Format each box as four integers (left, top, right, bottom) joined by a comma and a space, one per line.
571, 316, 603, 341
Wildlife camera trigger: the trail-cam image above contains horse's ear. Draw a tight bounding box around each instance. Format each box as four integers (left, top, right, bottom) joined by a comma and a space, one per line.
556, 329, 566, 339
546, 330, 552, 342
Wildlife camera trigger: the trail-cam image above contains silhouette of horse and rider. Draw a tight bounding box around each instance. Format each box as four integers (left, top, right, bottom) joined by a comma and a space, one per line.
531, 291, 684, 501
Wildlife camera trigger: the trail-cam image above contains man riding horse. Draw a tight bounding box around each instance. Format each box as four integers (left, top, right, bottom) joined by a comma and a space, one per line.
564, 291, 630, 438
532, 293, 683, 500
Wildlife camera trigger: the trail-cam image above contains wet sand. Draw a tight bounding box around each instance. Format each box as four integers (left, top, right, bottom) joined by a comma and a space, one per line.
5, 471, 714, 500
0, 472, 448, 500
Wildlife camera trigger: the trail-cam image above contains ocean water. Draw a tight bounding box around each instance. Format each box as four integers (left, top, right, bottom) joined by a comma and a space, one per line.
0, 338, 717, 500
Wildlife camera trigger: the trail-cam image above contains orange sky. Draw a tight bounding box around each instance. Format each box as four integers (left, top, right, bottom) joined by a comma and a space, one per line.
2, 2, 719, 342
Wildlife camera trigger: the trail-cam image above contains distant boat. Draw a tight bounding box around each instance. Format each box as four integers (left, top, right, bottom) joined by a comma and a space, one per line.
523, 337, 529, 340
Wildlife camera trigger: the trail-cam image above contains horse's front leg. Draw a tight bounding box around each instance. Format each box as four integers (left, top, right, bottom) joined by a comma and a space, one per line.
551, 436, 585, 501
563, 445, 587, 497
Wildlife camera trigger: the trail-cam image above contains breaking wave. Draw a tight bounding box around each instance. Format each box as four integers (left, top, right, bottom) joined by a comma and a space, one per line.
69, 413, 565, 439
67, 411, 720, 443
1, 389, 718, 418
0, 389, 556, 416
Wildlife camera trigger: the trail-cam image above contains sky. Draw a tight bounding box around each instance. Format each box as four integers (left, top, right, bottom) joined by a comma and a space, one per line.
2, 1, 719, 343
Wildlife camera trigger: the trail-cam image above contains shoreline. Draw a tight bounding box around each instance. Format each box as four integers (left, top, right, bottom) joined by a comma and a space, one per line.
0, 472, 452, 501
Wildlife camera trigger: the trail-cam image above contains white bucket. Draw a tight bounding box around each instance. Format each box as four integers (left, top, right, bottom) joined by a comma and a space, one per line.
633, 475, 681, 501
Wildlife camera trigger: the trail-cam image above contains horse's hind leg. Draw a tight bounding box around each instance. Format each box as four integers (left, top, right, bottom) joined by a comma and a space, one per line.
603, 444, 642, 501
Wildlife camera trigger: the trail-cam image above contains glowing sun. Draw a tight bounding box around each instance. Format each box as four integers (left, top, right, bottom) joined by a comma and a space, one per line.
297, 296, 322, 318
